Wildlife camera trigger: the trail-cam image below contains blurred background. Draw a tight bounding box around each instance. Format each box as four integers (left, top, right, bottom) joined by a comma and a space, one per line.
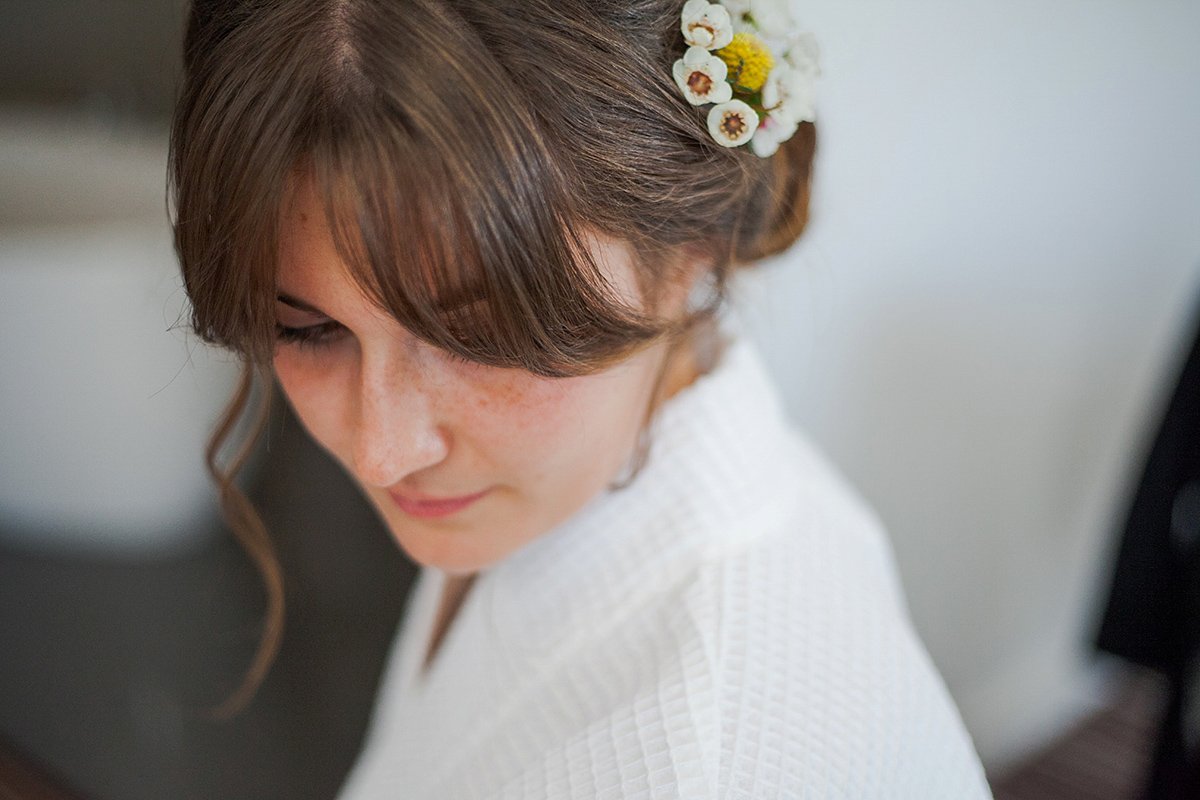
1, 1, 1199, 798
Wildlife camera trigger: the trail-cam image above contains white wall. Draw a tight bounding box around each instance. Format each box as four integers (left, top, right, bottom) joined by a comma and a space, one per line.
0, 111, 240, 554
739, 0, 1200, 770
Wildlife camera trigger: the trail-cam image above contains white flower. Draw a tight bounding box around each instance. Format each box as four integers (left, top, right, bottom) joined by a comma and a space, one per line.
748, 0, 795, 38
707, 99, 759, 148
680, 0, 734, 50
719, 0, 752, 15
761, 64, 816, 126
749, 114, 798, 157
673, 46, 734, 106
784, 31, 821, 77
731, 20, 754, 36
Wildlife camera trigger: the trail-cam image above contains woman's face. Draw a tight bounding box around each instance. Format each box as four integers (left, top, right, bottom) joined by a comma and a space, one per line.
273, 181, 681, 574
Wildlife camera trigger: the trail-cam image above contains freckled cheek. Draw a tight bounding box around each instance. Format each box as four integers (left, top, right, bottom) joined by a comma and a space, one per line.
455, 373, 594, 472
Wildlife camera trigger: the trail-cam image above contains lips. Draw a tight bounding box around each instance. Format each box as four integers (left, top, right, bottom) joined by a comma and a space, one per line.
386, 487, 491, 519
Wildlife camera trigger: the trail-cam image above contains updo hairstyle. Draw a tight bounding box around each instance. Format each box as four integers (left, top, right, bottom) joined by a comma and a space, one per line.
170, 0, 816, 714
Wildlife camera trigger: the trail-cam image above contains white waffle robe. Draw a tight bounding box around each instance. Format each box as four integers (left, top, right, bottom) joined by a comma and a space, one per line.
338, 338, 992, 799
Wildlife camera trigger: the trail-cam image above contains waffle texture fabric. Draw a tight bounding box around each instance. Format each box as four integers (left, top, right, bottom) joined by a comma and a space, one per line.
338, 338, 992, 799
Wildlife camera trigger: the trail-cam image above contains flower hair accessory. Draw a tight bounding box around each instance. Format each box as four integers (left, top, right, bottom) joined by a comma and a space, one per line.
673, 0, 820, 156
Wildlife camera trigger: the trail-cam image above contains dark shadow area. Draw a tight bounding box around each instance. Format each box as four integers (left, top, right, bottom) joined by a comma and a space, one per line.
1096, 298, 1200, 797
0, 395, 418, 800
992, 667, 1169, 800
0, 0, 188, 120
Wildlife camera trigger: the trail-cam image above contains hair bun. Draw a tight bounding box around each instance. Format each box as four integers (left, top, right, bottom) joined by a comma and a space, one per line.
734, 120, 816, 265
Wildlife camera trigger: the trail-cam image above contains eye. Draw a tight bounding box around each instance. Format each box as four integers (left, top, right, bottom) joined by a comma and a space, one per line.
275, 320, 347, 351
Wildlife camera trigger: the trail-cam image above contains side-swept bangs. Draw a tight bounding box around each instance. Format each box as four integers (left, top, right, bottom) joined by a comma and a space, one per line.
172, 0, 662, 377
171, 0, 818, 715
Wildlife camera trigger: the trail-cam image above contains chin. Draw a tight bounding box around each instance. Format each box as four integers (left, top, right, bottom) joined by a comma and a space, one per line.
389, 520, 516, 575
360, 487, 500, 572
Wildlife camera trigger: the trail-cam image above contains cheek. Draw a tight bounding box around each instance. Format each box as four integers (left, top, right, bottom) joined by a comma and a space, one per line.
273, 344, 661, 499
458, 371, 582, 465
460, 358, 657, 484
272, 351, 353, 456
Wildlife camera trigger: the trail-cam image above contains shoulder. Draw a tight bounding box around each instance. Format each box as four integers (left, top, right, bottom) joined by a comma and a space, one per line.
660, 431, 994, 798
381, 340, 994, 799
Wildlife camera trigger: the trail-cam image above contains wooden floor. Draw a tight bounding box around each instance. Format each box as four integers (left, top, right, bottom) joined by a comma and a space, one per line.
991, 670, 1168, 800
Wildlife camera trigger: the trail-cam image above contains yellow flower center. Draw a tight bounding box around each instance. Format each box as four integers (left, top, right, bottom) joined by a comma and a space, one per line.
715, 32, 775, 92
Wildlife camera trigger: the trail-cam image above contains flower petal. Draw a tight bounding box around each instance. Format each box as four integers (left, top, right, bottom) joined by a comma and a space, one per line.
750, 115, 798, 157
674, 49, 731, 105
682, 44, 714, 67
784, 31, 821, 76
707, 99, 759, 148
681, 0, 734, 50
749, 0, 795, 38
763, 65, 816, 126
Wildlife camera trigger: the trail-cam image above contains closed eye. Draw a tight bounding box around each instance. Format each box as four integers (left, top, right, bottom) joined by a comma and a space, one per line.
275, 319, 347, 349
274, 291, 349, 351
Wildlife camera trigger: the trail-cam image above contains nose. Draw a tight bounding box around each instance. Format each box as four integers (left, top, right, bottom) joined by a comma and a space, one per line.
348, 348, 450, 488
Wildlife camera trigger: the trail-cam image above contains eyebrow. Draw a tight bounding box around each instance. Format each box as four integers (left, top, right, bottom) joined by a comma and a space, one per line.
276, 293, 329, 316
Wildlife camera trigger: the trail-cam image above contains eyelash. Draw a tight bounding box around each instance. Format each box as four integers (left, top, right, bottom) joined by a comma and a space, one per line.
275, 320, 345, 350
274, 321, 474, 366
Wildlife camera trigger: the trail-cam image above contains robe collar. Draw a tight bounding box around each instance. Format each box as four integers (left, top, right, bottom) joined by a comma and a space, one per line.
469, 336, 803, 672
358, 336, 809, 798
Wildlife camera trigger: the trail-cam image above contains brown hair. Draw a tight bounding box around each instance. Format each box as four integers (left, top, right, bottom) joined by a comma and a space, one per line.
170, 0, 816, 714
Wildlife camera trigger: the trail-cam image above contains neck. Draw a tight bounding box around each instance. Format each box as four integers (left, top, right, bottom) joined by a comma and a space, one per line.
658, 318, 723, 405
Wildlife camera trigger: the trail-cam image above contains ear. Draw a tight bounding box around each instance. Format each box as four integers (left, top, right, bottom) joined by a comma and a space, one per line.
659, 245, 716, 321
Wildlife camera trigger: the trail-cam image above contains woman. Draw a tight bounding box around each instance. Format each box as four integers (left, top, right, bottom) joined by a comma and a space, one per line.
171, 0, 992, 796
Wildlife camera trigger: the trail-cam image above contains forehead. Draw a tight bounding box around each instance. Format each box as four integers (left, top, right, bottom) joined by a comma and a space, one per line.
276, 177, 362, 304
277, 174, 648, 313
